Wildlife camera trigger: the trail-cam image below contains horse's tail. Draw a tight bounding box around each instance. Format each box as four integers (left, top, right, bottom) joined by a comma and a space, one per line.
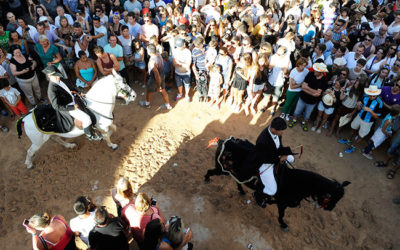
16, 111, 31, 139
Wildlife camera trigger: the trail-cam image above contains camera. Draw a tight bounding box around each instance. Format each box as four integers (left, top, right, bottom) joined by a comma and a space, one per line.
71, 34, 79, 42
150, 197, 157, 206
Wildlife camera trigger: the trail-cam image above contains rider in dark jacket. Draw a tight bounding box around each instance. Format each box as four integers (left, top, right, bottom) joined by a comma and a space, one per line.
44, 65, 101, 140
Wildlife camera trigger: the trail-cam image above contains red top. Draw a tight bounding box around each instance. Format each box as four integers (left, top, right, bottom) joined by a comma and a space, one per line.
37, 216, 74, 250
122, 204, 161, 243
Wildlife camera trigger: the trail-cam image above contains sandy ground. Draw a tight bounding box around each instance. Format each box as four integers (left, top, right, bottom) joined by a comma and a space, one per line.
0, 84, 399, 250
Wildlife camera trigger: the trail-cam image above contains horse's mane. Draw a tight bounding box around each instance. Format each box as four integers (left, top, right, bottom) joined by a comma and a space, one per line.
86, 75, 117, 102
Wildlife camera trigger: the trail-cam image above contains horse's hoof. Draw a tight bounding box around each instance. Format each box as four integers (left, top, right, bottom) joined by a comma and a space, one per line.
112, 145, 119, 151
68, 143, 77, 149
26, 164, 34, 170
281, 226, 289, 232
239, 191, 246, 196
204, 178, 211, 184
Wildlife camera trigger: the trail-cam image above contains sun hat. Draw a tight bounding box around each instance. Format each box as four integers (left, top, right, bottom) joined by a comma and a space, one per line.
364, 85, 382, 96
356, 6, 367, 14
333, 57, 346, 66
338, 115, 352, 127
322, 93, 334, 106
38, 16, 49, 23
313, 62, 328, 72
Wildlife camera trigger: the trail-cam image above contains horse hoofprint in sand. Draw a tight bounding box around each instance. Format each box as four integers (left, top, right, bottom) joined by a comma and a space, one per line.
18, 70, 135, 169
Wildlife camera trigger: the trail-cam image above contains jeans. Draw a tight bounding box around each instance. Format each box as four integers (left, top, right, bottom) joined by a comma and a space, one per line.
293, 97, 316, 121
175, 74, 191, 89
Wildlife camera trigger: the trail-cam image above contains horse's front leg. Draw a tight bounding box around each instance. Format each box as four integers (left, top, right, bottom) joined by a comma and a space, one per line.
100, 125, 118, 150
204, 168, 223, 183
237, 184, 246, 195
51, 136, 77, 149
25, 143, 42, 169
278, 203, 289, 232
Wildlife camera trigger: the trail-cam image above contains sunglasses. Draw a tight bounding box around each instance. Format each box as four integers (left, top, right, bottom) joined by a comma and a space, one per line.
340, 73, 347, 76
365, 38, 372, 41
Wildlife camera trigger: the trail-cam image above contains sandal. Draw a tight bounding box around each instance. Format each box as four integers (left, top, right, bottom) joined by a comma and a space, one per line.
288, 120, 297, 128
374, 161, 388, 168
302, 122, 308, 132
387, 169, 396, 179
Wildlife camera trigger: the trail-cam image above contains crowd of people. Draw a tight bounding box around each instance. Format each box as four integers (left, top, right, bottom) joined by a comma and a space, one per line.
23, 177, 193, 249
1, 0, 400, 247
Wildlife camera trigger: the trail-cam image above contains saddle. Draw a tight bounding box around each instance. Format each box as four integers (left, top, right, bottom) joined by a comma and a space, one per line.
32, 104, 63, 133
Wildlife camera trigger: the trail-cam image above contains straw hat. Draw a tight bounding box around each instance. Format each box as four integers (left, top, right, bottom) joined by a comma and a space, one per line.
322, 94, 334, 106
364, 85, 382, 96
313, 62, 328, 72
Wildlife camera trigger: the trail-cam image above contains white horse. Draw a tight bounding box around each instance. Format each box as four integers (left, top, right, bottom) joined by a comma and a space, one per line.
17, 70, 136, 169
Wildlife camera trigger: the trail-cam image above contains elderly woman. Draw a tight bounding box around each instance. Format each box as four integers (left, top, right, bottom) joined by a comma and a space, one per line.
122, 192, 165, 245
24, 212, 76, 250
35, 35, 67, 79
74, 51, 97, 90
9, 45, 41, 105
112, 177, 135, 217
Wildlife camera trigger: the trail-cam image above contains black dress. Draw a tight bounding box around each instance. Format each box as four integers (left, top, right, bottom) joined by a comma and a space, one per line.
232, 67, 248, 91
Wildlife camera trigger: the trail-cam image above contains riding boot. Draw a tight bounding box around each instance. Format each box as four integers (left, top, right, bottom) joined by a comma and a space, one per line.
83, 126, 102, 141
252, 190, 267, 208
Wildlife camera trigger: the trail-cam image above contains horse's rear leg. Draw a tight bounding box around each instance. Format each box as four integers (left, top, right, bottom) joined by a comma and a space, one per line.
25, 143, 42, 169
52, 136, 76, 148
278, 203, 289, 232
237, 184, 246, 195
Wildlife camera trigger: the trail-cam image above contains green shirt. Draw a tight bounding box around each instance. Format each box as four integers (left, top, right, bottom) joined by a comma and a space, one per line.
0, 31, 10, 52
35, 44, 60, 67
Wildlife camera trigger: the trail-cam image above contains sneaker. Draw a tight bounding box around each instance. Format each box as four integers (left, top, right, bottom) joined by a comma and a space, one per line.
311, 126, 316, 131
139, 101, 150, 108
322, 123, 328, 129
345, 146, 356, 154
316, 128, 321, 134
285, 114, 290, 121
362, 153, 373, 160
160, 103, 172, 110
1, 126, 9, 133
280, 113, 286, 118
175, 94, 183, 101
185, 96, 191, 102
288, 120, 297, 128
301, 122, 308, 132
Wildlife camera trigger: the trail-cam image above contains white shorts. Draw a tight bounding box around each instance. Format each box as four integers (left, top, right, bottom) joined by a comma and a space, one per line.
371, 128, 389, 148
252, 83, 265, 92
317, 101, 335, 115
350, 115, 374, 138
69, 108, 92, 128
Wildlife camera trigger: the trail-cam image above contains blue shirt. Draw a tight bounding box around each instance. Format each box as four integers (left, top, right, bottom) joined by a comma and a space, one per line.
359, 95, 383, 123
104, 44, 125, 71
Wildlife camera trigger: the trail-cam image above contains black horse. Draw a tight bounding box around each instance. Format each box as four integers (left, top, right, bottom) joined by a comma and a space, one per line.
204, 137, 351, 231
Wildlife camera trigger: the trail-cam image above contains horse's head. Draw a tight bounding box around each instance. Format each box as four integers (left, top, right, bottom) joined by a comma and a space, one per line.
318, 181, 350, 211
112, 69, 137, 103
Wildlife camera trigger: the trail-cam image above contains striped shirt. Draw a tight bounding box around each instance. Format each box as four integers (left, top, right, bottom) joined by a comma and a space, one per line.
192, 47, 207, 72
358, 95, 383, 123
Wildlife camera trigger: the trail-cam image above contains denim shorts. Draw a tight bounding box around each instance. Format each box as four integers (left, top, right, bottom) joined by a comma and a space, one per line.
317, 101, 335, 115
175, 74, 191, 89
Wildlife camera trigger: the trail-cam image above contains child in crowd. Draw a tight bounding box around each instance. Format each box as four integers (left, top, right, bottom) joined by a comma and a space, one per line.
0, 81, 28, 118
208, 64, 223, 109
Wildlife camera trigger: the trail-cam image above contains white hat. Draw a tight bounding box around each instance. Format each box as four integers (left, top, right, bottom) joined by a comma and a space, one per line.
364, 85, 382, 96
333, 57, 346, 66
38, 16, 49, 23
338, 115, 352, 127
313, 62, 328, 72
322, 94, 334, 106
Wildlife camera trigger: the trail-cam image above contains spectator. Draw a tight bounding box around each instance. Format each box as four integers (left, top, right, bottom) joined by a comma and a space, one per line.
124, 0, 143, 12
9, 45, 42, 105
365, 47, 387, 75
0, 80, 28, 117
172, 38, 192, 102
75, 10, 90, 34
368, 65, 391, 89
54, 6, 74, 28
0, 24, 10, 52
94, 6, 109, 28
9, 31, 29, 56
105, 35, 127, 81
230, 52, 252, 113
88, 206, 129, 250
126, 12, 142, 39
143, 218, 164, 250
353, 32, 376, 59
35, 35, 67, 78
64, 0, 79, 14
88, 16, 108, 48
70, 196, 97, 247
112, 177, 135, 216
33, 22, 59, 44
158, 216, 193, 250
345, 44, 366, 70
25, 212, 76, 249
40, 0, 59, 19
33, 5, 54, 26
94, 46, 119, 77
384, 44, 398, 67
373, 25, 388, 47
74, 50, 98, 89
288, 63, 329, 131
16, 18, 38, 45
140, 13, 159, 47
6, 12, 19, 33
122, 192, 165, 245
132, 39, 147, 84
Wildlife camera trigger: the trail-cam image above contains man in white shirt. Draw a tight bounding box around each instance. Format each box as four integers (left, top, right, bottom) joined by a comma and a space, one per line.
16, 18, 38, 44
70, 197, 96, 247
172, 38, 192, 102
54, 6, 74, 28
124, 0, 142, 12
345, 44, 365, 69
88, 16, 108, 48
139, 13, 159, 47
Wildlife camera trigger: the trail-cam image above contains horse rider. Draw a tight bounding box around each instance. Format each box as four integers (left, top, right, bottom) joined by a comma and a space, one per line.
249, 117, 294, 208
43, 65, 101, 141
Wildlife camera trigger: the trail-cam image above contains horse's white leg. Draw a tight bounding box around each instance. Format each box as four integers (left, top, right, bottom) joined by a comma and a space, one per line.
99, 126, 118, 150
25, 143, 42, 169
51, 136, 77, 148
